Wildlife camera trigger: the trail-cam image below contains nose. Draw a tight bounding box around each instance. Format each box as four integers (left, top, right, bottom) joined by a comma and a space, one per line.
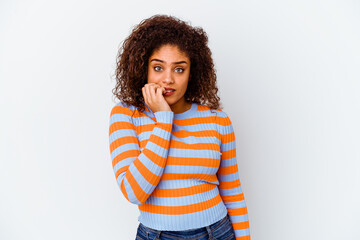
162, 69, 174, 84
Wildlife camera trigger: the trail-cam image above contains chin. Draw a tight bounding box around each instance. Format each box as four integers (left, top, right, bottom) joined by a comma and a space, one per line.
165, 98, 178, 106
165, 99, 175, 105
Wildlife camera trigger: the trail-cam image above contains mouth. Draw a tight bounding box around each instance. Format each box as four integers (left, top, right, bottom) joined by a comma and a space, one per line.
163, 87, 176, 94
163, 87, 176, 96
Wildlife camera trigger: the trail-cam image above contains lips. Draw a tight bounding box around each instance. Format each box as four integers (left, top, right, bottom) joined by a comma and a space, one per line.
163, 88, 175, 96
163, 87, 175, 93
162, 87, 175, 96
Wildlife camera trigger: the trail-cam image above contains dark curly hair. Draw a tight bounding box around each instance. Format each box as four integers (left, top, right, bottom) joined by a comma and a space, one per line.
112, 14, 222, 112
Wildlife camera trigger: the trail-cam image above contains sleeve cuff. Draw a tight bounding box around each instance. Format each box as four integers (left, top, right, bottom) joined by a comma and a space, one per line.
154, 111, 174, 123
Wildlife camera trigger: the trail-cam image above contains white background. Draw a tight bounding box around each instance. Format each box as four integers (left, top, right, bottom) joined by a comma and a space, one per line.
1, 0, 359, 239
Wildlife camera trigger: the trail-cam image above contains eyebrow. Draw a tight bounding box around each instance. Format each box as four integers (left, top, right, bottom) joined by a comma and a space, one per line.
150, 59, 188, 64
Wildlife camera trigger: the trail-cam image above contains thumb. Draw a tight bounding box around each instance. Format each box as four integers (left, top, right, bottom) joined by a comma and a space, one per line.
158, 87, 165, 96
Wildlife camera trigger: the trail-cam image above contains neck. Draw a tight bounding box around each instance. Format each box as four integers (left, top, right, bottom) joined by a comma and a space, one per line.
169, 98, 192, 114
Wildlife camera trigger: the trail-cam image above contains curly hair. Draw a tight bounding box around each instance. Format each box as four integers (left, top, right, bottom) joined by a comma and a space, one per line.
112, 14, 222, 113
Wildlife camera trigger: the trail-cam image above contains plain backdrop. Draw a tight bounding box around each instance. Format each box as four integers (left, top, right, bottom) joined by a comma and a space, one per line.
1, 0, 359, 239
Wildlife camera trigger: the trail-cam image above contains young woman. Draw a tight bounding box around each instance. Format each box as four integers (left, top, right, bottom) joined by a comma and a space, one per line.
109, 14, 251, 240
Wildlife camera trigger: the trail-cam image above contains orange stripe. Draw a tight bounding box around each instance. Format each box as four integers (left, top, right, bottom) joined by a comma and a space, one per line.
111, 105, 134, 117
125, 170, 149, 204
197, 105, 221, 112
221, 149, 236, 160
110, 136, 138, 153
143, 106, 158, 122
109, 121, 134, 136
139, 139, 148, 149
151, 183, 216, 197
172, 129, 220, 139
147, 135, 171, 149
133, 159, 161, 186
120, 179, 129, 201
217, 164, 238, 175
232, 220, 250, 230
161, 173, 218, 182
219, 179, 241, 189
142, 148, 167, 167
139, 123, 155, 132
115, 165, 128, 179
221, 132, 235, 144
236, 235, 251, 240
217, 116, 231, 126
221, 193, 244, 203
168, 140, 220, 150
136, 121, 172, 133
136, 122, 172, 133
173, 116, 219, 126
139, 194, 222, 215
228, 207, 248, 216
166, 156, 220, 167
154, 122, 173, 131
112, 149, 140, 168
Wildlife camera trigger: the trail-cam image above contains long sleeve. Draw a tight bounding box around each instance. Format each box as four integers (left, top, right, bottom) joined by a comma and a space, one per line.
217, 114, 251, 240
109, 102, 174, 205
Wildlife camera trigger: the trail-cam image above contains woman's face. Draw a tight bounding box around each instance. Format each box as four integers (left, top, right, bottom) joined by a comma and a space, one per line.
147, 44, 191, 107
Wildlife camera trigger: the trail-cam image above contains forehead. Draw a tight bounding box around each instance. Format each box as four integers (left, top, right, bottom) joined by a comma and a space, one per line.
149, 44, 189, 60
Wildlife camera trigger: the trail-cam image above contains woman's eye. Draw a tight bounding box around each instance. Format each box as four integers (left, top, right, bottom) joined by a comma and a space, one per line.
154, 66, 162, 71
175, 68, 184, 73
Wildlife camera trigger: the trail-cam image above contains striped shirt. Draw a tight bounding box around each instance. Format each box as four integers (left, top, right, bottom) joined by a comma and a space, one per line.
109, 101, 251, 240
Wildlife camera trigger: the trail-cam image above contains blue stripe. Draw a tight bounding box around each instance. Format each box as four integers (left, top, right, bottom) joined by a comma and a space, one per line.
223, 200, 247, 209
121, 175, 141, 205
133, 116, 154, 123
109, 113, 130, 124
156, 179, 215, 189
219, 157, 237, 167
172, 123, 217, 131
169, 148, 220, 158
128, 163, 154, 195
144, 141, 170, 155
146, 187, 219, 206
170, 134, 220, 144
220, 141, 236, 151
229, 214, 249, 223
141, 155, 164, 176
113, 157, 134, 173
109, 129, 137, 144
218, 186, 243, 196
164, 165, 218, 174
139, 201, 228, 230
110, 142, 139, 160
234, 228, 251, 237
217, 172, 240, 181
138, 127, 170, 139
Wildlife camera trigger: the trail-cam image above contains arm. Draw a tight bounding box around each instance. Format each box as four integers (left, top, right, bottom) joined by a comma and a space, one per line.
217, 114, 251, 240
109, 102, 174, 205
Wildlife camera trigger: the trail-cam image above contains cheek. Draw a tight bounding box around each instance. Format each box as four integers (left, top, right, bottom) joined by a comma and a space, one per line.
147, 71, 162, 83
146, 72, 155, 83
181, 76, 190, 91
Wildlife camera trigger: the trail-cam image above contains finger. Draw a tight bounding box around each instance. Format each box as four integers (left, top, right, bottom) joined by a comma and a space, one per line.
149, 83, 161, 89
144, 84, 153, 102
142, 87, 147, 103
154, 85, 162, 95
145, 83, 157, 88
148, 84, 157, 101
156, 87, 165, 97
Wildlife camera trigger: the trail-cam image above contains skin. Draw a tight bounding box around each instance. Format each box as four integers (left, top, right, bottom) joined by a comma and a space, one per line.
142, 44, 192, 114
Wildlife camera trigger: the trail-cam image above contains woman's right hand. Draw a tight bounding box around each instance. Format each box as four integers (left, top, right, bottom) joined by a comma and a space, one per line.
142, 83, 171, 113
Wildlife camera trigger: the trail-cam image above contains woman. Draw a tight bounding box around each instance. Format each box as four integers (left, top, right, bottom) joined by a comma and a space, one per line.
109, 14, 251, 240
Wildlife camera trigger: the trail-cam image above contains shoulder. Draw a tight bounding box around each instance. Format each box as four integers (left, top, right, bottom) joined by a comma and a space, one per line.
196, 103, 229, 119
110, 101, 137, 117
